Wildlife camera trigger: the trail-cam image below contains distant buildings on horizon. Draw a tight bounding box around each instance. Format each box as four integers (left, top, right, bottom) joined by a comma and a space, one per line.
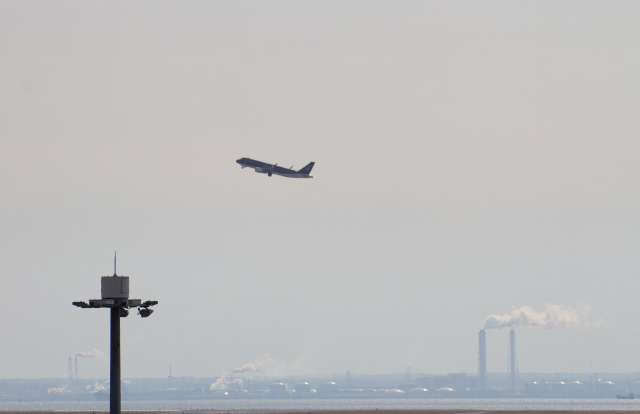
2, 371, 640, 402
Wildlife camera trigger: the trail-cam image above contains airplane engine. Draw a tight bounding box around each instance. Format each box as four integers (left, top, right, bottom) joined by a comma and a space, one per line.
255, 167, 272, 175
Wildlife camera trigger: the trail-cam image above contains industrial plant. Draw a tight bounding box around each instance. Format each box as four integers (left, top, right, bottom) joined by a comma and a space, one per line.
1, 327, 637, 402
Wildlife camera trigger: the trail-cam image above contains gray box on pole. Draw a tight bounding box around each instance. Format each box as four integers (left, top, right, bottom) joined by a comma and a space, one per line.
102, 276, 130, 299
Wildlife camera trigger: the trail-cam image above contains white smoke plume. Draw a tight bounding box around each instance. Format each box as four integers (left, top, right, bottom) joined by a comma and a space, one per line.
231, 363, 259, 375
48, 387, 70, 394
209, 376, 244, 391
76, 348, 103, 359
86, 381, 109, 393
482, 304, 592, 330
210, 361, 263, 391
209, 355, 307, 391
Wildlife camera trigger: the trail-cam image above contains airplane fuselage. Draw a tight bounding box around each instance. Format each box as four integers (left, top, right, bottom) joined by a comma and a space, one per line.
236, 158, 314, 178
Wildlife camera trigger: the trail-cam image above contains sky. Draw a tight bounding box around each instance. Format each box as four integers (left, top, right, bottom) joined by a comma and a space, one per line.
1, 1, 639, 381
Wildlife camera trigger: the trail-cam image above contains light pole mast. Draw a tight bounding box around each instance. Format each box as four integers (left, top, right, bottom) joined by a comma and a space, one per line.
73, 255, 157, 414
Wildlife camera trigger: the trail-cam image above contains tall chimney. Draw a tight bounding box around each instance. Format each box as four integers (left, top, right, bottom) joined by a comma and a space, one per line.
509, 329, 518, 392
68, 357, 73, 387
478, 329, 487, 390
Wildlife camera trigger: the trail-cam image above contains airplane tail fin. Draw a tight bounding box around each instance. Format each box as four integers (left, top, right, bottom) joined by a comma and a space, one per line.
297, 162, 315, 175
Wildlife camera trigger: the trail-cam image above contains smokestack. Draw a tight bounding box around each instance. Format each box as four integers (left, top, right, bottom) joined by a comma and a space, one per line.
68, 357, 73, 387
509, 329, 518, 392
478, 329, 487, 390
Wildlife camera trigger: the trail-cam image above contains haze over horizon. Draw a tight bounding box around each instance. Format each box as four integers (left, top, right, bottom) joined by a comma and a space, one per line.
1, 1, 639, 380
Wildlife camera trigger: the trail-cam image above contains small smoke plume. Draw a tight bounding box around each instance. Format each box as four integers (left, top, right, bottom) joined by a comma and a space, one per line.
210, 376, 244, 391
482, 304, 592, 330
209, 355, 306, 391
48, 387, 70, 394
86, 381, 109, 393
76, 349, 103, 359
210, 361, 263, 391
231, 363, 258, 375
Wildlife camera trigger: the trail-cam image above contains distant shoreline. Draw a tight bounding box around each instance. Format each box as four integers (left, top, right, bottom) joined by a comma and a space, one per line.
0, 411, 635, 414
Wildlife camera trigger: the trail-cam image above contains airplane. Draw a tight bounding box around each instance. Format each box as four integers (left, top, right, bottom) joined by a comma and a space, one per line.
236, 157, 315, 178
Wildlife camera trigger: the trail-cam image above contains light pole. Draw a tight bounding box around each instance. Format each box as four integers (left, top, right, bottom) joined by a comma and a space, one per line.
73, 255, 157, 414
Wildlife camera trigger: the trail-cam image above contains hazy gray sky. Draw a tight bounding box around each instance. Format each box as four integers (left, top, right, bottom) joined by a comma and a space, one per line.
1, 1, 639, 380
